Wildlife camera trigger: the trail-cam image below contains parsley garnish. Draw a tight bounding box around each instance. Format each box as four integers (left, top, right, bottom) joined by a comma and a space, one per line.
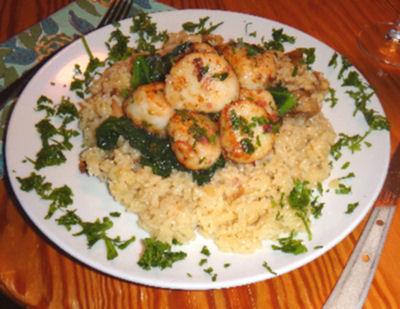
17, 172, 74, 219
335, 183, 352, 194
262, 261, 277, 275
240, 138, 255, 154
338, 55, 352, 79
342, 71, 390, 131
57, 210, 135, 260
182, 16, 223, 34
288, 180, 311, 212
106, 23, 132, 63
328, 52, 338, 68
330, 132, 370, 160
29, 96, 79, 170
310, 196, 324, 219
272, 231, 308, 255
137, 238, 187, 270
345, 202, 359, 214
263, 28, 296, 52
203, 267, 218, 282
201, 245, 211, 256
324, 87, 338, 108
299, 47, 316, 69
130, 12, 168, 53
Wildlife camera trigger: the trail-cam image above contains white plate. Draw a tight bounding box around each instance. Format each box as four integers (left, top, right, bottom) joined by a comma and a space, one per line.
5, 9, 390, 289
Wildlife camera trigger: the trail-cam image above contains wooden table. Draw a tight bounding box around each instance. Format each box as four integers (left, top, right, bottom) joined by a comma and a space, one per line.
1, 0, 399, 307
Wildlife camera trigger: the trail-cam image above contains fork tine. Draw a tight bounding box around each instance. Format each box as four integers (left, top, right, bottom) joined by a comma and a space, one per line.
98, 0, 119, 28
114, 0, 133, 22
98, 0, 133, 28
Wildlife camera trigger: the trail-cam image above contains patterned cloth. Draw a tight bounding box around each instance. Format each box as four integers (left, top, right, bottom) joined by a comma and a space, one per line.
0, 0, 172, 178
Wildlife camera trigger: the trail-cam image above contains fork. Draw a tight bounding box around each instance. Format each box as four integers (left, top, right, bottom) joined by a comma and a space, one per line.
323, 144, 400, 308
0, 0, 133, 106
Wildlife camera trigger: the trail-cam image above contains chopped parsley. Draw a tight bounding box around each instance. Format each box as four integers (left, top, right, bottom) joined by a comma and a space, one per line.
328, 52, 338, 68
341, 161, 350, 169
337, 55, 352, 79
137, 238, 187, 270
299, 47, 316, 69
203, 267, 218, 282
272, 231, 308, 255
212, 72, 228, 81
330, 132, 371, 160
182, 16, 223, 34
335, 183, 352, 194
263, 28, 296, 52
57, 210, 135, 260
130, 12, 168, 53
342, 71, 390, 131
201, 245, 211, 256
310, 197, 324, 219
17, 172, 73, 219
28, 96, 79, 170
288, 180, 312, 212
345, 202, 359, 214
325, 87, 338, 108
240, 138, 255, 154
267, 83, 297, 116
106, 23, 132, 63
70, 36, 105, 99
262, 261, 277, 275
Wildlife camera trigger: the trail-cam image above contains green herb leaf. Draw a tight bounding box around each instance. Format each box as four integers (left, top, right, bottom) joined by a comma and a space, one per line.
287, 180, 311, 212
272, 231, 308, 255
262, 261, 277, 275
263, 28, 295, 52
137, 238, 187, 270
345, 202, 359, 214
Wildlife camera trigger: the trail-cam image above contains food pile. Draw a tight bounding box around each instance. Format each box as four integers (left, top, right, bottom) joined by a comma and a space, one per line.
77, 15, 336, 253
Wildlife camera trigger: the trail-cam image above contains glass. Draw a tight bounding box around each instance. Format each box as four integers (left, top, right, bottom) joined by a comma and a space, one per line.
357, 17, 400, 66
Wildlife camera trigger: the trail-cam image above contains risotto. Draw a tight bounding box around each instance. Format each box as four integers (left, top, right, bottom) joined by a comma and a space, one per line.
78, 30, 336, 254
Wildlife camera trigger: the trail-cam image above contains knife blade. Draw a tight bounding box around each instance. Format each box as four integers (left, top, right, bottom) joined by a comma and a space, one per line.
323, 144, 400, 308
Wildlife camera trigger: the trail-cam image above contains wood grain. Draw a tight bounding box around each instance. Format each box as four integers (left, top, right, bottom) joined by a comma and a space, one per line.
1, 0, 400, 308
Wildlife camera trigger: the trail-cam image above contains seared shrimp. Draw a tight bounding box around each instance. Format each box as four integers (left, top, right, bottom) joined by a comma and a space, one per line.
167, 111, 221, 170
123, 82, 174, 137
219, 100, 275, 163
165, 52, 240, 113
239, 88, 279, 122
219, 42, 277, 90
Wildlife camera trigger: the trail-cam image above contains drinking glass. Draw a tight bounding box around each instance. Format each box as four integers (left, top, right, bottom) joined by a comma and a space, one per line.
357, 17, 400, 66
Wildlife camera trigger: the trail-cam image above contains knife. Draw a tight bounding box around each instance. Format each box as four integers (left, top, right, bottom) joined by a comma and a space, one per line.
323, 144, 400, 308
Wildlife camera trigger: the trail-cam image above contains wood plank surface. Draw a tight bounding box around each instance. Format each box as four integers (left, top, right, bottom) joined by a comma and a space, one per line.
1, 0, 399, 308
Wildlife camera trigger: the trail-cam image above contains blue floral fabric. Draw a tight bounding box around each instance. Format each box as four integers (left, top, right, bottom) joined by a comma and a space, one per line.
0, 0, 172, 178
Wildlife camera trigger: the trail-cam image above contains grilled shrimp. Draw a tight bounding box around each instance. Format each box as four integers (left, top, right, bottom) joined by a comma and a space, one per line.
167, 111, 221, 170
219, 42, 277, 90
239, 88, 279, 122
165, 52, 240, 113
219, 100, 275, 163
123, 82, 174, 137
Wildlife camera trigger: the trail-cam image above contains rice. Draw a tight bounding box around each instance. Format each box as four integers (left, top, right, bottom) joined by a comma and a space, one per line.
78, 39, 336, 254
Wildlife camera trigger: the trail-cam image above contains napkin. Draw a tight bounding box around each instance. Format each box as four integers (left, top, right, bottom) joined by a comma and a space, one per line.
0, 0, 173, 178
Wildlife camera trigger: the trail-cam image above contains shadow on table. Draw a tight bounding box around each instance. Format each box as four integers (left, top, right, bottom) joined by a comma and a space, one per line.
0, 291, 24, 309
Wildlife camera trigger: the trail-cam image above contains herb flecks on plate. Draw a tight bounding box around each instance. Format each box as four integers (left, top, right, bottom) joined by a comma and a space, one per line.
57, 210, 136, 260
137, 238, 187, 270
272, 231, 308, 255
28, 96, 79, 170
